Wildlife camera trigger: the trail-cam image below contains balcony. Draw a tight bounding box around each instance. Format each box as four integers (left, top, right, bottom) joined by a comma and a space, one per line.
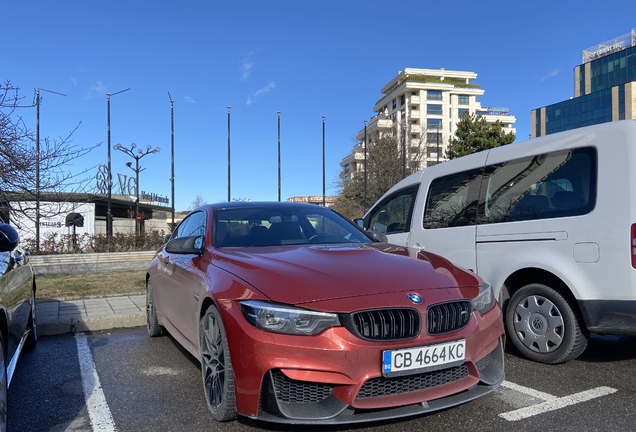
408, 109, 420, 118
408, 95, 420, 104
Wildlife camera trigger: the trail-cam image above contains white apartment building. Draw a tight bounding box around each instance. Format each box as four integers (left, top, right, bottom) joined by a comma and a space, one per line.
340, 68, 516, 182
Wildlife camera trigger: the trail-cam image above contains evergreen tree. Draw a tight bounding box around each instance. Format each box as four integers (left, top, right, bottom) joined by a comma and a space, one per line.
446, 112, 515, 159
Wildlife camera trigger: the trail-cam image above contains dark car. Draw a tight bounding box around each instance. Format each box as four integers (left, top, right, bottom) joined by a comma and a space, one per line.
146, 202, 505, 425
0, 222, 37, 430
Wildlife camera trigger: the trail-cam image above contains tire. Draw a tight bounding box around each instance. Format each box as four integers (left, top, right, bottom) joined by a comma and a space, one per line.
25, 286, 37, 350
200, 305, 236, 422
146, 280, 163, 337
0, 333, 7, 432
505, 283, 588, 364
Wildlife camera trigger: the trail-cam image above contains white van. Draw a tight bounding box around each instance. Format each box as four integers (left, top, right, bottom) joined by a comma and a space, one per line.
359, 120, 636, 364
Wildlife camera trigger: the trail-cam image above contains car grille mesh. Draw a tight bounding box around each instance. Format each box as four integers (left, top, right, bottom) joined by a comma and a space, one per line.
271, 370, 334, 404
357, 364, 469, 399
427, 301, 472, 335
349, 308, 420, 340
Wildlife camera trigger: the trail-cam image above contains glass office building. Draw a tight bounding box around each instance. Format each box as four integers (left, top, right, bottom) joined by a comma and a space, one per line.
532, 29, 636, 138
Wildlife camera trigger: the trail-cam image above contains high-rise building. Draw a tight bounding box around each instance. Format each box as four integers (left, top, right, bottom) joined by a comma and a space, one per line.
531, 28, 636, 138
340, 68, 516, 183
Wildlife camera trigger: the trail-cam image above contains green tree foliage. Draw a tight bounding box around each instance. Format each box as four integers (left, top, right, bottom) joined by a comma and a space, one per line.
335, 128, 423, 219
446, 112, 515, 159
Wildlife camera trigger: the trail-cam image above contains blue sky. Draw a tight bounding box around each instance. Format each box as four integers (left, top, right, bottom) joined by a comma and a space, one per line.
5, 1, 636, 211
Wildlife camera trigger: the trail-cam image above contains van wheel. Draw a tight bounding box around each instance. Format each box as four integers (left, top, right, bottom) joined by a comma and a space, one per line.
505, 283, 588, 364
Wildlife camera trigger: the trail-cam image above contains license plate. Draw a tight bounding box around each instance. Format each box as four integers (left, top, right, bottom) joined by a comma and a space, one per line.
382, 339, 466, 377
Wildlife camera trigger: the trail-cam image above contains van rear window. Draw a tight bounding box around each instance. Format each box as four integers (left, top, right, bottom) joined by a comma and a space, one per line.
479, 147, 596, 224
422, 147, 597, 229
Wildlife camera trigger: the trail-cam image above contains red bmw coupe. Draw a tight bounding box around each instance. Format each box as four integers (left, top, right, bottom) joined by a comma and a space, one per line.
146, 202, 505, 425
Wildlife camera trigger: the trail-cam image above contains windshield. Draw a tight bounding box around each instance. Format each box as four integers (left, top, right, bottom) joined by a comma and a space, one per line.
214, 206, 372, 248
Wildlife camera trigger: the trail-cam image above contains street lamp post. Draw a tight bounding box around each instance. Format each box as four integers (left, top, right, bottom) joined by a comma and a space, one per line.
106, 88, 131, 237
437, 126, 441, 164
168, 92, 175, 231
277, 111, 281, 202
402, 122, 406, 178
363, 120, 368, 213
35, 88, 66, 253
322, 116, 326, 207
227, 106, 231, 202
113, 143, 160, 235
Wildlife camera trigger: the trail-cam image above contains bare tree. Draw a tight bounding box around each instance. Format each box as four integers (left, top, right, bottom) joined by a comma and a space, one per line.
0, 81, 99, 230
335, 125, 425, 220
190, 194, 207, 210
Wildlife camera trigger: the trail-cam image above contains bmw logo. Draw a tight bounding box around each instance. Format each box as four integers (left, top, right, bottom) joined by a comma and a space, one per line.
407, 293, 423, 304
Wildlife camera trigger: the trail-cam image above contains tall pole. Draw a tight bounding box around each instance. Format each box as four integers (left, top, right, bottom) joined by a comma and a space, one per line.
277, 111, 281, 202
402, 123, 406, 178
35, 89, 40, 253
322, 116, 326, 207
35, 88, 66, 253
106, 88, 131, 237
227, 106, 231, 202
168, 92, 175, 231
135, 158, 140, 235
437, 127, 440, 164
363, 120, 368, 213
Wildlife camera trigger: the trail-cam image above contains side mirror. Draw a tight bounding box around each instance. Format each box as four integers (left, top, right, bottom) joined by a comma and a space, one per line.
368, 231, 388, 243
0, 224, 19, 252
165, 235, 203, 255
353, 218, 364, 228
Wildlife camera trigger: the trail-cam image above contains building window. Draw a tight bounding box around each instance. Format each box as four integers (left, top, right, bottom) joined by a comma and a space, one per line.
427, 118, 442, 129
458, 108, 469, 116
400, 94, 405, 106
427, 132, 440, 143
427, 104, 443, 115
427, 90, 442, 101
458, 95, 469, 105
392, 99, 397, 110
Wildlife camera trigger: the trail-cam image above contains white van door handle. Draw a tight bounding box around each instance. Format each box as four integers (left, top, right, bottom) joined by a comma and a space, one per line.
413, 243, 425, 251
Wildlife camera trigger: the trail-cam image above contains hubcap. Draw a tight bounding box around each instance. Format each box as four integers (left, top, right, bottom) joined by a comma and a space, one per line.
513, 295, 564, 353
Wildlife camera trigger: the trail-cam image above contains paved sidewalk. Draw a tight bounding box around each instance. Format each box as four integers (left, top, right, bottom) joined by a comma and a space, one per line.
37, 295, 146, 336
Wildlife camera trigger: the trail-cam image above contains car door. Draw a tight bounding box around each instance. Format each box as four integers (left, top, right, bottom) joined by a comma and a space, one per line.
159, 210, 207, 346
364, 186, 419, 247
406, 152, 488, 273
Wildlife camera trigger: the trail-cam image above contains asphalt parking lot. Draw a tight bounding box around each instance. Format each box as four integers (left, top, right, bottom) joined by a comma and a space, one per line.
8, 327, 636, 432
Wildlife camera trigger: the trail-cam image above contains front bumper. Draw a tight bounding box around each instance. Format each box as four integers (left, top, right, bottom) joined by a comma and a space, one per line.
221, 300, 505, 424
255, 337, 505, 424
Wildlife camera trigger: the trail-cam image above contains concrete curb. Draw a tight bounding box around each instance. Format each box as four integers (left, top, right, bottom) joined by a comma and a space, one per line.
36, 294, 147, 336
38, 315, 146, 336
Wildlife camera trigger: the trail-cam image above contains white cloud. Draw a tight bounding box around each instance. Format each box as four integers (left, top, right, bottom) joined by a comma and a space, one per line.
183, 96, 197, 104
240, 59, 255, 81
539, 67, 561, 82
246, 81, 275, 106
85, 81, 107, 99
239, 49, 261, 81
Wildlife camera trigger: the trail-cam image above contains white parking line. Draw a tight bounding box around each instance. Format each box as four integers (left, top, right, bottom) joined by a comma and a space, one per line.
499, 381, 617, 421
75, 333, 117, 431
500, 380, 557, 401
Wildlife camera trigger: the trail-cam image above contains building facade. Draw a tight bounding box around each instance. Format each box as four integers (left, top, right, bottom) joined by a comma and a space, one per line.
340, 68, 516, 182
532, 28, 636, 138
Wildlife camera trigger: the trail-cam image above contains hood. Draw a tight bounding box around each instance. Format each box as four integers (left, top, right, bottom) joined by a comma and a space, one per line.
211, 243, 480, 306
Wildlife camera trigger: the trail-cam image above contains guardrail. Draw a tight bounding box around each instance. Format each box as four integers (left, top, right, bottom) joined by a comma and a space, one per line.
29, 251, 156, 275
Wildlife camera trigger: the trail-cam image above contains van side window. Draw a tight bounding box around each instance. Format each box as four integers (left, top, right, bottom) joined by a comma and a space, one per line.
423, 168, 483, 229
367, 186, 418, 234
478, 147, 596, 224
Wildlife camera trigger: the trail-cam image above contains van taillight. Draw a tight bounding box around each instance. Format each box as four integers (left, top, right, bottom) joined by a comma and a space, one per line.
632, 224, 636, 268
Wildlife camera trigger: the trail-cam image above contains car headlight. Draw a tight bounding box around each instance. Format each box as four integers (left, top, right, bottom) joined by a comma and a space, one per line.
471, 282, 496, 314
240, 300, 341, 336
